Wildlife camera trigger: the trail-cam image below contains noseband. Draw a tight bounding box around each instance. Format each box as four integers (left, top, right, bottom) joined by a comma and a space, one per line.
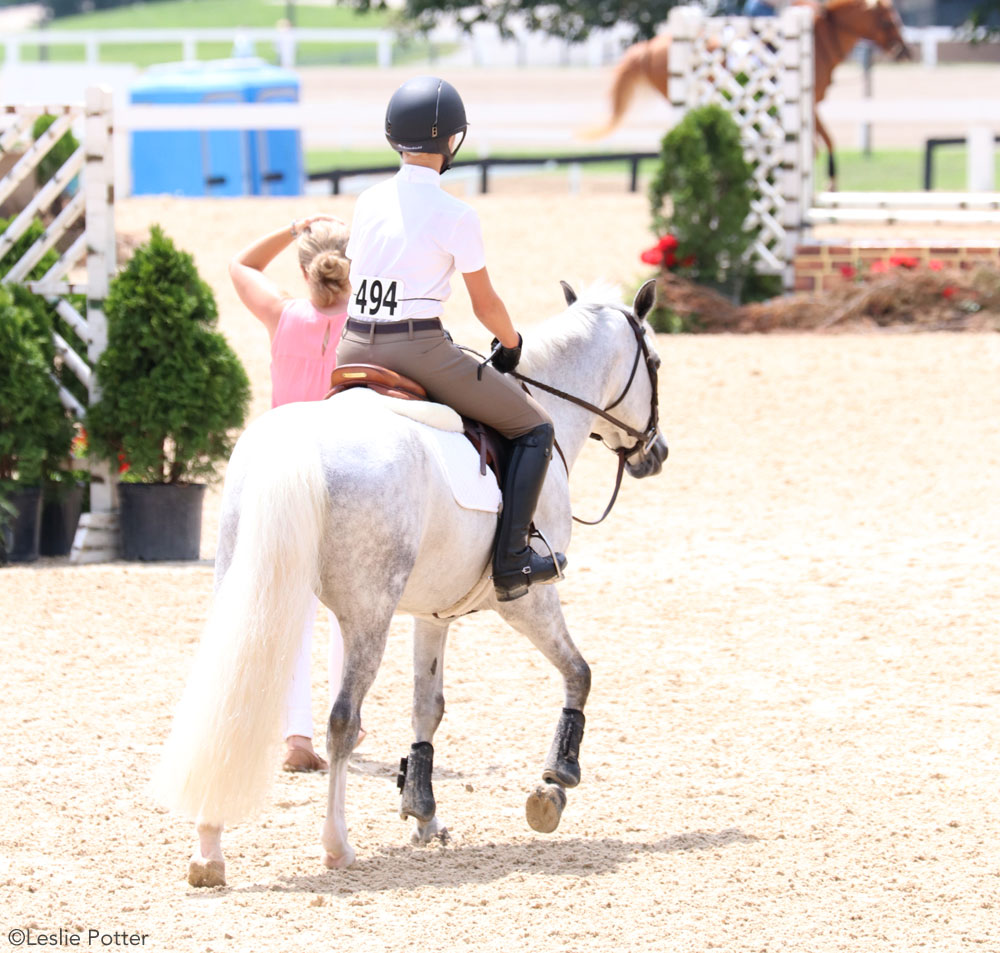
513, 305, 662, 525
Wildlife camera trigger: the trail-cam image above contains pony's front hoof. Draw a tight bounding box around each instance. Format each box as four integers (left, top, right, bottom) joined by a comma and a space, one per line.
187, 857, 226, 888
321, 845, 356, 869
525, 782, 567, 833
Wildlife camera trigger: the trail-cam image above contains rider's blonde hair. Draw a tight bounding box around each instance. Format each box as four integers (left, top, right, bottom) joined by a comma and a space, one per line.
297, 220, 350, 309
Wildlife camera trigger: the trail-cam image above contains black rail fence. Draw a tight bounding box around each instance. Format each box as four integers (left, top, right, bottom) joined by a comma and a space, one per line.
924, 135, 1000, 191
309, 152, 660, 196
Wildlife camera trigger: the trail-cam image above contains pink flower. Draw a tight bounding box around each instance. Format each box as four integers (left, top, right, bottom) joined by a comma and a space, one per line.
870, 260, 890, 274
928, 259, 944, 271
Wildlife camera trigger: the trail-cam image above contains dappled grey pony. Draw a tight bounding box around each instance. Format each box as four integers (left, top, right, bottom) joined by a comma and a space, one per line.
150, 279, 667, 886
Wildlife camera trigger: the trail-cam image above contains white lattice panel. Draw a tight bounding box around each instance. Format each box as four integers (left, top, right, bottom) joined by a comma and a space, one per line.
1, 88, 118, 557
667, 5, 814, 289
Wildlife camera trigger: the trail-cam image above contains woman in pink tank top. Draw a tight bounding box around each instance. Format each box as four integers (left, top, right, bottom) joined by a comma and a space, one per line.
230, 214, 360, 773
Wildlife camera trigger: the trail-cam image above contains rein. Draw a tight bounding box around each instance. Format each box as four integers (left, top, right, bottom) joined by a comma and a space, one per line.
512, 305, 660, 526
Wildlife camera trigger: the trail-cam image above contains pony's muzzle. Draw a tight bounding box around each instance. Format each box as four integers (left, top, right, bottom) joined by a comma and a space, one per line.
627, 432, 668, 478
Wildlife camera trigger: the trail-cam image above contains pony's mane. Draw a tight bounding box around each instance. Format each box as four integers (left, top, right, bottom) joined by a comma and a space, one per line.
525, 281, 627, 372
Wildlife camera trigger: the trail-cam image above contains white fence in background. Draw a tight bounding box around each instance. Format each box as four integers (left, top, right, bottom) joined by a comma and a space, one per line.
1, 22, 639, 70
3, 24, 989, 71
819, 99, 1000, 191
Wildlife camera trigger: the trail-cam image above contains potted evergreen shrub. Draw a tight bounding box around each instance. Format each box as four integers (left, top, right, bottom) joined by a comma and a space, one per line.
0, 284, 74, 562
647, 104, 760, 311
2, 217, 88, 556
86, 226, 250, 561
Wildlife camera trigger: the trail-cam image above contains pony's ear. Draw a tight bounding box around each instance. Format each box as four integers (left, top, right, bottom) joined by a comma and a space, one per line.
632, 278, 657, 321
559, 280, 577, 306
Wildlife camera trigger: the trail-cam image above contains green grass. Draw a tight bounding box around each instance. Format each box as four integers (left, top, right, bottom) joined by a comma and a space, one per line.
305, 147, 999, 192
0, 0, 412, 68
306, 147, 662, 177
49, 0, 386, 30
816, 147, 1000, 191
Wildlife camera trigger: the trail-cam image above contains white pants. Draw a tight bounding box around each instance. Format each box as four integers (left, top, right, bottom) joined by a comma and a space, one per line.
283, 596, 343, 740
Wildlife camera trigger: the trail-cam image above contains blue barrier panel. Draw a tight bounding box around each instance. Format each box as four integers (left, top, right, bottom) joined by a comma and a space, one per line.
130, 59, 303, 197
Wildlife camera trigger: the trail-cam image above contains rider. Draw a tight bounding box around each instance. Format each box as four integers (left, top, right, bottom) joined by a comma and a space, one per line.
340, 75, 566, 602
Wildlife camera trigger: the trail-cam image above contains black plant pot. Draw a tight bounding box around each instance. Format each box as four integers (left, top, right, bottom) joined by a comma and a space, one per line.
118, 482, 206, 561
40, 482, 86, 557
6, 485, 44, 563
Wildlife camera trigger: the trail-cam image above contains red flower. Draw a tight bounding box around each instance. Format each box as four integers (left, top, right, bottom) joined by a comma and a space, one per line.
839, 265, 857, 279
657, 234, 679, 252
71, 426, 89, 459
928, 259, 944, 271
117, 452, 130, 475
941, 286, 957, 299
663, 251, 677, 268
681, 255, 696, 267
870, 260, 889, 274
640, 247, 663, 266
889, 255, 919, 269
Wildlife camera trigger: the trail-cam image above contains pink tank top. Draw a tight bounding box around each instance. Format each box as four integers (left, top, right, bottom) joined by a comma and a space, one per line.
270, 299, 348, 407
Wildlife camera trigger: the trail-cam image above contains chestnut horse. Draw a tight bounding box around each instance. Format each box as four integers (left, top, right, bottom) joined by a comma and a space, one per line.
586, 0, 910, 189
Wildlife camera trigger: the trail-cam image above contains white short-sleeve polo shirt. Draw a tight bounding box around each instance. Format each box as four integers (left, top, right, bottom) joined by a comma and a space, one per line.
345, 164, 487, 322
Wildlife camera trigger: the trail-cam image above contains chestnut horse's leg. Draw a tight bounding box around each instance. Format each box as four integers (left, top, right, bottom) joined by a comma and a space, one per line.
814, 113, 838, 191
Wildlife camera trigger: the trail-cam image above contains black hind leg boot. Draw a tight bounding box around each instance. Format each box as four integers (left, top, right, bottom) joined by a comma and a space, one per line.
492, 423, 568, 602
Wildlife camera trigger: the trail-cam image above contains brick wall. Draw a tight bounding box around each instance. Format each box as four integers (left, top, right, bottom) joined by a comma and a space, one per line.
794, 241, 1000, 292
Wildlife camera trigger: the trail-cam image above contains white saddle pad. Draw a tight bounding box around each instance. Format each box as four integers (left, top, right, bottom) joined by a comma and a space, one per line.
363, 391, 502, 514
423, 428, 502, 514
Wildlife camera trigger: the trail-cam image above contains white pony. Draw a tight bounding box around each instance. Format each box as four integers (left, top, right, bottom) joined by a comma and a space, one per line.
150, 279, 667, 886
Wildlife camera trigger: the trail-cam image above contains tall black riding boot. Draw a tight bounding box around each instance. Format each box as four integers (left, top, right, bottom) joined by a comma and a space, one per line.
492, 423, 567, 602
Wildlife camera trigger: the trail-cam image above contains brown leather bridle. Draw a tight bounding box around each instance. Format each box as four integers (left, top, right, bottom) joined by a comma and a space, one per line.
513, 305, 663, 525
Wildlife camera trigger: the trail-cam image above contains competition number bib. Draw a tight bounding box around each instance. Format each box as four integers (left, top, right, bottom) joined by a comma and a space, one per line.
350, 275, 402, 319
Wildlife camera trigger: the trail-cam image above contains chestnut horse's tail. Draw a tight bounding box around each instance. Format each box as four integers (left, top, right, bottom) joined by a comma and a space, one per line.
579, 40, 655, 140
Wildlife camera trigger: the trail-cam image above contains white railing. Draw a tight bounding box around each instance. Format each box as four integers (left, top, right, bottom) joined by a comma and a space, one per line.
3, 27, 396, 69
819, 99, 999, 191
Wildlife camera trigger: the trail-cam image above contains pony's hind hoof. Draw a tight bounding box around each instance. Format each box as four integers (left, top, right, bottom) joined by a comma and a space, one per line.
187, 859, 226, 888
322, 846, 356, 869
525, 782, 567, 833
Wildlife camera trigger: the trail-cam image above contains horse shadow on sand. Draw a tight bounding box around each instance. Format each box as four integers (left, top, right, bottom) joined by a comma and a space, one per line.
218, 825, 757, 897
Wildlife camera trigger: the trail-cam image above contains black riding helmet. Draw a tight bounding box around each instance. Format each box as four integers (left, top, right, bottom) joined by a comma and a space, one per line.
385, 76, 468, 173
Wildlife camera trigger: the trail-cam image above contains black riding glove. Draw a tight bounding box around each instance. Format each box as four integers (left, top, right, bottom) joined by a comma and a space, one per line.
490, 334, 522, 374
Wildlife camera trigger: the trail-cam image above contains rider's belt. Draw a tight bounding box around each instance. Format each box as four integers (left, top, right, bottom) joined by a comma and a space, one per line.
345, 318, 442, 335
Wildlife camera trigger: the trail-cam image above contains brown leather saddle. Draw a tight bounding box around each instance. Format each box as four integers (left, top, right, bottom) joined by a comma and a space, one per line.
326, 363, 506, 482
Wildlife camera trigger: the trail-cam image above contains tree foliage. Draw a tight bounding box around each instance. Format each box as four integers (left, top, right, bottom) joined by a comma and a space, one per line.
86, 226, 250, 484
31, 114, 80, 190
346, 0, 712, 42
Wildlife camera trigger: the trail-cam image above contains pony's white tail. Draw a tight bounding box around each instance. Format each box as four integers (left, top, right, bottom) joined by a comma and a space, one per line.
149, 426, 328, 826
